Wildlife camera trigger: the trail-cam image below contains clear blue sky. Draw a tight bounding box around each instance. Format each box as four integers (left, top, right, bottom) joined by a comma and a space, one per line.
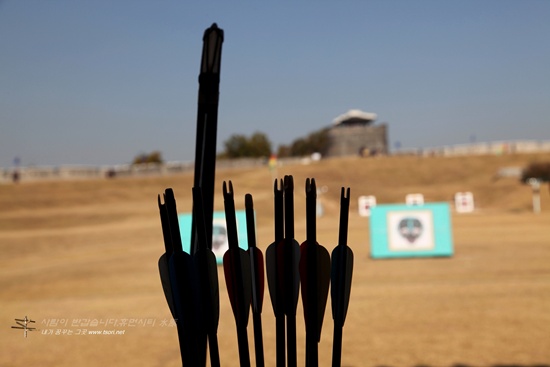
1, 0, 549, 167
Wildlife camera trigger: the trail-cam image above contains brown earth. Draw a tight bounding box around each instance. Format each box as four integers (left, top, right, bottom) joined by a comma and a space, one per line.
1, 153, 549, 367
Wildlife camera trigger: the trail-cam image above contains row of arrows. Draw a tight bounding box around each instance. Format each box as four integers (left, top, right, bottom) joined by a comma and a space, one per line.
156, 23, 353, 366
157, 175, 353, 367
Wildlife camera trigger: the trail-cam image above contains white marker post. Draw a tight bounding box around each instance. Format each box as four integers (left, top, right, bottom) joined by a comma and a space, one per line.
454, 192, 475, 213
358, 195, 377, 217
528, 178, 541, 214
316, 185, 328, 217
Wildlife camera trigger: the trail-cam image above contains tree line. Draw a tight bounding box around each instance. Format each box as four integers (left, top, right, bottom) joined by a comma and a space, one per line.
219, 128, 329, 159
132, 128, 329, 165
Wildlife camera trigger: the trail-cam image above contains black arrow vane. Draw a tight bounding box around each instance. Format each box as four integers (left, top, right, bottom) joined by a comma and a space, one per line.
299, 178, 331, 367
330, 187, 354, 367
164, 188, 197, 366
223, 181, 252, 367
192, 186, 220, 367
157, 194, 176, 320
278, 175, 300, 367
245, 193, 265, 367
265, 179, 286, 367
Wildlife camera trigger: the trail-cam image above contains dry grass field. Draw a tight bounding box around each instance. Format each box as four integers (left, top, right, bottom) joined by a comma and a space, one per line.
1, 153, 549, 367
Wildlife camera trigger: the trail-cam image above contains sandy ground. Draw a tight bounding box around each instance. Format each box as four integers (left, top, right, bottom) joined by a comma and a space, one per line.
1, 156, 549, 367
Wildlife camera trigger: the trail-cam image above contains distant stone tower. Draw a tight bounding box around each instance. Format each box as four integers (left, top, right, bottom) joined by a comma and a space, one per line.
325, 109, 388, 157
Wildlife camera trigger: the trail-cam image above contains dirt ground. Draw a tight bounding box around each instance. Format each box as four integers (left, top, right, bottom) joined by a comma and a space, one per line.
1, 155, 549, 367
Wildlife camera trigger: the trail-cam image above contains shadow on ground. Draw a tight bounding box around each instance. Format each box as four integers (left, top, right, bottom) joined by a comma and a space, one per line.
371, 365, 550, 367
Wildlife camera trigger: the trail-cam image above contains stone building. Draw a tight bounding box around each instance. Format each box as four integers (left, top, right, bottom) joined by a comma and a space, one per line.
325, 109, 388, 157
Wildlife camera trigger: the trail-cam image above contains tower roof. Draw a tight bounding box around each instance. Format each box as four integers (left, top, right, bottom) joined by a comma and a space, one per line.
332, 109, 378, 126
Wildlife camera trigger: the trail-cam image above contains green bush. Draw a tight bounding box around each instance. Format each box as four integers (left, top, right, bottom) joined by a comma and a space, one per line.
132, 151, 163, 165
222, 132, 272, 158
521, 161, 550, 183
277, 128, 329, 157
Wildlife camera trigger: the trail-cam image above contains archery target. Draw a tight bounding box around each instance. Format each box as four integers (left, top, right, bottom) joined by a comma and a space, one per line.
358, 195, 377, 217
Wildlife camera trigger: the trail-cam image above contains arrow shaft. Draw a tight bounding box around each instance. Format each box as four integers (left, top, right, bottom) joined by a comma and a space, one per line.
282, 176, 300, 367
306, 179, 319, 334
223, 181, 253, 367
192, 187, 209, 251
306, 178, 316, 244
266, 179, 286, 367
276, 316, 286, 367
223, 181, 239, 250
164, 190, 194, 365
246, 194, 263, 311
284, 176, 295, 239
306, 333, 318, 367
165, 189, 183, 253
286, 314, 297, 367
302, 178, 327, 367
209, 334, 221, 367
331, 325, 343, 367
236, 325, 251, 367
166, 189, 211, 366
331, 187, 353, 367
336, 187, 352, 324
252, 312, 265, 367
274, 179, 284, 241
192, 201, 212, 333
158, 195, 174, 254
337, 187, 350, 248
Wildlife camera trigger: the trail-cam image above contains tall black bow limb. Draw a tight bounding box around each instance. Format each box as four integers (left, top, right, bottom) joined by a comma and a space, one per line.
190, 23, 224, 255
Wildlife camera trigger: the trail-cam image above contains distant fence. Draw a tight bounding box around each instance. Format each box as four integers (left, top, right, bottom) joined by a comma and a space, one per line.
396, 139, 550, 157
0, 157, 306, 184
2, 140, 549, 184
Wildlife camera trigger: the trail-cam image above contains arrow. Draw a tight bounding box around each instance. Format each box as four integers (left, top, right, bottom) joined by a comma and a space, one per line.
223, 181, 252, 367
164, 188, 198, 366
330, 187, 354, 367
157, 194, 176, 319
265, 179, 286, 367
245, 193, 265, 367
190, 23, 224, 255
192, 186, 220, 367
278, 175, 300, 367
299, 178, 331, 367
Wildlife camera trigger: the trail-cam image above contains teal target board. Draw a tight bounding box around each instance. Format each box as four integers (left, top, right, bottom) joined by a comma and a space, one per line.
178, 211, 249, 264
369, 203, 453, 259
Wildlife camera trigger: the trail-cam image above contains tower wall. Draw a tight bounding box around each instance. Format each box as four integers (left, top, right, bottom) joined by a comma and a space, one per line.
326, 123, 388, 157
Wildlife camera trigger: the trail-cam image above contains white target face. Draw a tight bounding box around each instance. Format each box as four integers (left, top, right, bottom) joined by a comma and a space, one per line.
211, 219, 229, 257
387, 210, 435, 251
455, 192, 474, 213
